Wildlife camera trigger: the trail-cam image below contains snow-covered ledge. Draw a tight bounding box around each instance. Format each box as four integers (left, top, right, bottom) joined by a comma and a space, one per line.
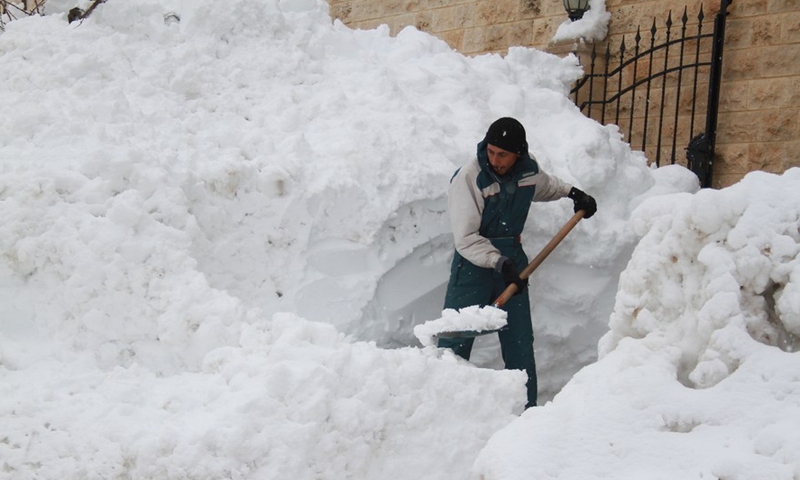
546, 0, 611, 61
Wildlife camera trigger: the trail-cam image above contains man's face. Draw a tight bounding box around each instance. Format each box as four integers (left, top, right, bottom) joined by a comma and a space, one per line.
487, 143, 518, 176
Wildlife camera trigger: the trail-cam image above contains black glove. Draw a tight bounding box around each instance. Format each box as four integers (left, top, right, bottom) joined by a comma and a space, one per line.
568, 187, 597, 219
499, 258, 528, 295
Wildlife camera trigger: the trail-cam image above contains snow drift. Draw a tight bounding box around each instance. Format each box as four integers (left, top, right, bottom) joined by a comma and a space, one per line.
3, 0, 797, 479
475, 169, 800, 479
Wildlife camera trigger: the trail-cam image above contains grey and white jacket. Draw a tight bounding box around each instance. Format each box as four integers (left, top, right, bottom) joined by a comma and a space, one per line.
448, 140, 572, 270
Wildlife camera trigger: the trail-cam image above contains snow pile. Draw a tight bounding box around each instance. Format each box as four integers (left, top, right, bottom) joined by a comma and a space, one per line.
0, 0, 665, 398
474, 168, 800, 479
0, 0, 667, 478
2, 313, 525, 479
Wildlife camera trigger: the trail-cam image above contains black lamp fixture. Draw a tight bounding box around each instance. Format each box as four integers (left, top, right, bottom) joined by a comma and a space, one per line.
563, 0, 590, 21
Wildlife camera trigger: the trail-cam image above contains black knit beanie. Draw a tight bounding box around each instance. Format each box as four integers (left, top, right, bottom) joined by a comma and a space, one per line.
485, 117, 527, 155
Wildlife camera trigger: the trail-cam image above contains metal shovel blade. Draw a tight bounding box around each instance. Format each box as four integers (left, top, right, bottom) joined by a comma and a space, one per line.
435, 326, 508, 339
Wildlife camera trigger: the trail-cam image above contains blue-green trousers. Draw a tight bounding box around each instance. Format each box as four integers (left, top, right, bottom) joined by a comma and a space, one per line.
438, 243, 537, 408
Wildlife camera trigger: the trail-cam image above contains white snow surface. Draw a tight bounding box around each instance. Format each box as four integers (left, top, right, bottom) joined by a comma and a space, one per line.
0, 1, 797, 479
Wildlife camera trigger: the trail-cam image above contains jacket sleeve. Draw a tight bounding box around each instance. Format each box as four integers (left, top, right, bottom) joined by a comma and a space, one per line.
531, 165, 573, 202
448, 161, 502, 270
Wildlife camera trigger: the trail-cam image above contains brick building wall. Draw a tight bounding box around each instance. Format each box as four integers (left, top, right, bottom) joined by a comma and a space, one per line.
329, 0, 800, 188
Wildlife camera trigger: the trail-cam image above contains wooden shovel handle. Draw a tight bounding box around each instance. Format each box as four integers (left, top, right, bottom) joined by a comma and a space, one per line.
492, 210, 585, 309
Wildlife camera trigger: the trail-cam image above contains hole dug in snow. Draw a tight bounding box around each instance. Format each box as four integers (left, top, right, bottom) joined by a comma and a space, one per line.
682, 279, 800, 390
755, 281, 800, 353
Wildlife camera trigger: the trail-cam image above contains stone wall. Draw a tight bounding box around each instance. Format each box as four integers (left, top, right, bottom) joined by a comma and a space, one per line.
713, 0, 799, 187
328, 0, 800, 188
328, 0, 567, 54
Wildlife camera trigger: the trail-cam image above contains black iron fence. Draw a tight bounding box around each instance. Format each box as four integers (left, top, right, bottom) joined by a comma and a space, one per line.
570, 0, 732, 188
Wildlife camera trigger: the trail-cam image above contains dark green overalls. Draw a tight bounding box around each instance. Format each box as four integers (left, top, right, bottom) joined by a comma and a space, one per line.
439, 140, 540, 408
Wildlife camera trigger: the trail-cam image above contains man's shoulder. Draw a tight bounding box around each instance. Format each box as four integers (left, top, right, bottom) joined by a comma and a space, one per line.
451, 158, 482, 182
517, 153, 541, 176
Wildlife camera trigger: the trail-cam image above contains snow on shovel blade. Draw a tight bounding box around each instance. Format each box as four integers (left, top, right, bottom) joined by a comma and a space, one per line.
413, 305, 508, 346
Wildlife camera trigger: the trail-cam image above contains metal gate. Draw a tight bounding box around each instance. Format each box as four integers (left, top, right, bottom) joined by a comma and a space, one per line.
570, 0, 732, 188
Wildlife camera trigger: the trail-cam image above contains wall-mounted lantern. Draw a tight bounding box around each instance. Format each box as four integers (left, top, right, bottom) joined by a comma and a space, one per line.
563, 0, 590, 21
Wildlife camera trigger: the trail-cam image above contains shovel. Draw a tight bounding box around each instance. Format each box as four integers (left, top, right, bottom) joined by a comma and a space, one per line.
434, 210, 586, 339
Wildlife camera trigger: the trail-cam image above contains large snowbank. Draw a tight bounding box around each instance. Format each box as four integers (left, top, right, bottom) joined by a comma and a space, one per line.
2, 0, 796, 479
475, 169, 800, 479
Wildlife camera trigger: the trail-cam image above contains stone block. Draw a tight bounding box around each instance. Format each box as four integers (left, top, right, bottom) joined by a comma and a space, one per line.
732, 0, 767, 17
349, 0, 424, 22
719, 80, 749, 112
782, 141, 800, 169
608, 5, 646, 36
426, 0, 475, 7
519, 0, 542, 18
781, 12, 800, 44
529, 17, 561, 49
747, 78, 792, 110
736, 109, 798, 143
476, 0, 521, 27
746, 143, 783, 171
437, 29, 465, 50
725, 18, 753, 50
791, 77, 800, 104
606, 0, 658, 7
414, 10, 434, 31
462, 27, 487, 54
715, 142, 750, 171
430, 3, 478, 31
752, 17, 783, 46
761, 45, 800, 77
484, 25, 509, 52
768, 0, 800, 14
758, 109, 798, 142
538, 0, 567, 18
515, 0, 561, 18
722, 49, 762, 81
718, 111, 761, 143
482, 21, 531, 52
346, 2, 381, 22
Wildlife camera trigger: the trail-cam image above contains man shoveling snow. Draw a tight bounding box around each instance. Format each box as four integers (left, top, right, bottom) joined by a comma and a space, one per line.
436, 117, 597, 409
